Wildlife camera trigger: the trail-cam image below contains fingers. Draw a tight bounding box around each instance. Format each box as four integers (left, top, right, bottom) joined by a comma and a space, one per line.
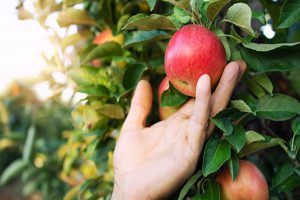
187, 74, 211, 151
207, 60, 247, 136
235, 60, 247, 82
122, 80, 153, 132
169, 99, 195, 120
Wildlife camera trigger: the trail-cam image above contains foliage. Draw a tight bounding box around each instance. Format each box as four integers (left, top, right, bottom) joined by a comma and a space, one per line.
1, 0, 300, 199
0, 82, 72, 198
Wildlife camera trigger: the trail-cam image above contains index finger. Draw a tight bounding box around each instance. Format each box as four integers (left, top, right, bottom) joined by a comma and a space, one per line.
187, 74, 211, 151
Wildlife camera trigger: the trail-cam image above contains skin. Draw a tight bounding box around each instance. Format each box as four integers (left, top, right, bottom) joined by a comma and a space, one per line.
112, 61, 247, 200
158, 77, 178, 120
165, 24, 226, 97
216, 160, 269, 200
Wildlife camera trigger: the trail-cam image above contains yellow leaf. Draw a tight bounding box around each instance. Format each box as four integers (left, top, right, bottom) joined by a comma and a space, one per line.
63, 185, 80, 200
57, 8, 96, 27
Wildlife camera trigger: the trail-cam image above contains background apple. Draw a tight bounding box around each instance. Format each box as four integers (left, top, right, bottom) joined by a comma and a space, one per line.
164, 24, 226, 97
91, 29, 125, 67
216, 160, 269, 200
93, 29, 124, 46
158, 77, 178, 120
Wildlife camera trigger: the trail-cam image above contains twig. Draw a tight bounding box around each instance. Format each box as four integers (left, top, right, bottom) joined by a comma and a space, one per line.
233, 113, 251, 126
260, 119, 278, 138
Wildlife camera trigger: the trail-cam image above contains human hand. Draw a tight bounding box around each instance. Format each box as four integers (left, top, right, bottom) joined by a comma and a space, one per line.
112, 61, 247, 200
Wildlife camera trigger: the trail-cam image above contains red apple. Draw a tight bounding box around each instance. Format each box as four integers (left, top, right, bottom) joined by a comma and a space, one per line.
164, 24, 226, 97
92, 29, 125, 67
158, 77, 178, 120
216, 160, 269, 200
93, 29, 124, 45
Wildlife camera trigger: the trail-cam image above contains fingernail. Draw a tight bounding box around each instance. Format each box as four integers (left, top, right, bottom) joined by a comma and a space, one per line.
197, 74, 211, 93
199, 74, 210, 84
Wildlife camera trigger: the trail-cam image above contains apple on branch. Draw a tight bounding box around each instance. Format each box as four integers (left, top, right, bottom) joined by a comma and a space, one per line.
91, 29, 124, 67
216, 160, 269, 200
165, 24, 226, 97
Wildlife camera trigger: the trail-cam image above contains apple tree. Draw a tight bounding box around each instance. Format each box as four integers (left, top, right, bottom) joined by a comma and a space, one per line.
2, 0, 300, 199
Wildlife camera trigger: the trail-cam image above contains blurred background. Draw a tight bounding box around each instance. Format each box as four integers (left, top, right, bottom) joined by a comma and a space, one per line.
0, 1, 83, 199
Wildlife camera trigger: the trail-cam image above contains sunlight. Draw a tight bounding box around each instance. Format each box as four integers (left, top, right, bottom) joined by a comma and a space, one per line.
0, 0, 53, 96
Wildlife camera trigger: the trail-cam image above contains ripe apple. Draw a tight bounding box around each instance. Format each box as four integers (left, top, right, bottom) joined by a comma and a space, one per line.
164, 24, 226, 97
158, 77, 178, 120
216, 160, 269, 200
93, 29, 124, 46
91, 29, 125, 67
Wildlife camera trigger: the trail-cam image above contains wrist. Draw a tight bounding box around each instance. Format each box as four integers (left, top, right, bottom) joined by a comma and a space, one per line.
111, 178, 147, 200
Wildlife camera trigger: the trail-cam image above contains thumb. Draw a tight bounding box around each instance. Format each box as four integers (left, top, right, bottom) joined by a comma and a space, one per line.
122, 80, 153, 131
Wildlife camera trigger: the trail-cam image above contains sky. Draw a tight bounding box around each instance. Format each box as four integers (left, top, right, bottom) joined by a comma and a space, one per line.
0, 0, 53, 94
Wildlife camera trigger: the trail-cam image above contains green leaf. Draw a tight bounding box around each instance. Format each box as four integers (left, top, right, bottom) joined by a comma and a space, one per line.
71, 105, 108, 131
239, 46, 300, 72
200, 181, 221, 200
272, 163, 294, 189
117, 15, 131, 33
174, 6, 190, 24
294, 166, 300, 176
124, 30, 169, 47
294, 135, 300, 147
242, 41, 300, 52
190, 0, 203, 14
210, 117, 233, 136
252, 11, 266, 24
178, 170, 202, 200
68, 67, 99, 86
202, 137, 231, 177
251, 74, 273, 94
278, 0, 300, 29
126, 13, 146, 23
292, 117, 300, 135
223, 3, 254, 35
77, 85, 109, 97
81, 42, 122, 64
0, 159, 28, 185
22, 126, 36, 161
57, 8, 96, 27
97, 104, 124, 119
256, 94, 300, 121
161, 83, 188, 107
239, 137, 285, 158
246, 78, 266, 98
226, 125, 246, 153
231, 100, 253, 113
206, 0, 231, 22
214, 28, 231, 61
123, 14, 176, 31
123, 63, 148, 90
245, 131, 266, 145
146, 0, 157, 11
272, 162, 300, 192
229, 151, 239, 181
